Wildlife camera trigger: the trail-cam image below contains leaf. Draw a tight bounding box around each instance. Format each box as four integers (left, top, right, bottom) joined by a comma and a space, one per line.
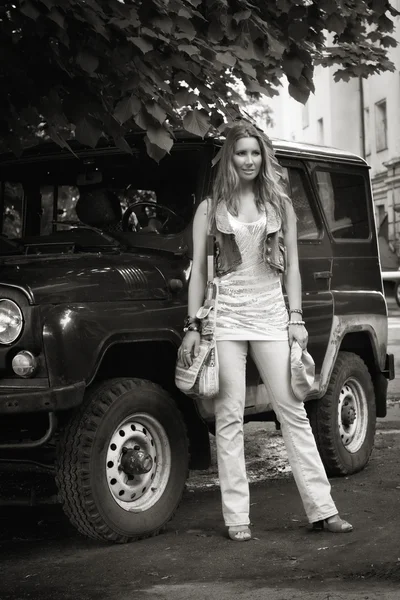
176, 16, 196, 41
282, 56, 304, 80
47, 7, 65, 29
174, 89, 199, 107
177, 44, 199, 56
144, 136, 168, 162
134, 108, 152, 131
146, 126, 174, 152
128, 37, 153, 54
267, 33, 286, 59
238, 60, 257, 79
39, 0, 55, 9
208, 19, 224, 43
288, 82, 310, 104
114, 95, 141, 124
233, 10, 251, 23
318, 0, 338, 15
146, 101, 167, 124
288, 21, 309, 41
183, 109, 210, 138
151, 16, 173, 35
75, 118, 102, 148
216, 52, 237, 67
76, 52, 99, 75
114, 136, 133, 155
326, 13, 346, 35
20, 1, 41, 20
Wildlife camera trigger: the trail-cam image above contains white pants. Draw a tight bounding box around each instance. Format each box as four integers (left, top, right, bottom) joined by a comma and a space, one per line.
214, 340, 338, 526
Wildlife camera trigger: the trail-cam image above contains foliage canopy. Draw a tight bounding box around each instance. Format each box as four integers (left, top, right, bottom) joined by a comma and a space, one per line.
1, 0, 399, 159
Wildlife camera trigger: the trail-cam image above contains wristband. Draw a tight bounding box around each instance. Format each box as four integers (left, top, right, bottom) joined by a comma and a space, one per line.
288, 320, 305, 326
184, 315, 200, 328
290, 309, 303, 316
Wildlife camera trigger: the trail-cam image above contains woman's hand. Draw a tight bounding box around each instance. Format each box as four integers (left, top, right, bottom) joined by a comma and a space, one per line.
288, 323, 308, 350
178, 331, 201, 368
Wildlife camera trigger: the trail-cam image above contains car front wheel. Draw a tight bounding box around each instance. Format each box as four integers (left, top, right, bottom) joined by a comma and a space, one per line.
306, 351, 376, 476
56, 378, 188, 543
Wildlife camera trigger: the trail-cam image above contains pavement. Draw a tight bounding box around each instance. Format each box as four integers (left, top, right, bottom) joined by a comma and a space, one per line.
0, 295, 400, 600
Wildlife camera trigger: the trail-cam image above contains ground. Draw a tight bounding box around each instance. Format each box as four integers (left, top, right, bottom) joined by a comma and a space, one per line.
0, 299, 400, 600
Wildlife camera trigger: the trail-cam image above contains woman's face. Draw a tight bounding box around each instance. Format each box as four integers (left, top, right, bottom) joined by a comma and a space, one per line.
232, 136, 262, 182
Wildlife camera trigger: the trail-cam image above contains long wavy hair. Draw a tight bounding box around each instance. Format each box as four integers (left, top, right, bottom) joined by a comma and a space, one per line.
209, 122, 291, 231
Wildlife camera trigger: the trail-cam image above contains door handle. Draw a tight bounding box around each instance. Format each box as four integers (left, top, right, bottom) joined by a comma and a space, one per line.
314, 271, 332, 280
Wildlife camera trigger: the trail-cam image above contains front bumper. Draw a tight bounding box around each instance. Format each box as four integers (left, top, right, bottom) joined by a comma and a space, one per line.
0, 381, 85, 414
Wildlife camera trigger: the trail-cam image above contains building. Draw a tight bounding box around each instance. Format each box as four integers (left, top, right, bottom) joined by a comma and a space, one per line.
266, 3, 400, 261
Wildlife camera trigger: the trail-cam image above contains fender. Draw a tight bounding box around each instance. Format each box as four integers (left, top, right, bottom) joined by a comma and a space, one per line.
315, 313, 388, 398
42, 301, 184, 387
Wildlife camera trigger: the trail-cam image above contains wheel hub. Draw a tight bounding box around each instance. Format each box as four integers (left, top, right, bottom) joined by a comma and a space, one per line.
120, 446, 153, 476
337, 378, 368, 453
341, 402, 356, 426
106, 414, 171, 512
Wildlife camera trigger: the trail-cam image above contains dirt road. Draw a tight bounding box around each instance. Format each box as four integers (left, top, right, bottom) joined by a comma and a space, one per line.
1, 297, 400, 600
0, 402, 399, 600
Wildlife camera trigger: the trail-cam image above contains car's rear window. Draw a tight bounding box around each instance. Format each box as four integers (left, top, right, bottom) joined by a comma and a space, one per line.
315, 170, 369, 240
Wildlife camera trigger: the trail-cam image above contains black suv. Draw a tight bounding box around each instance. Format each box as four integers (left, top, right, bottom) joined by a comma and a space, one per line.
0, 133, 394, 542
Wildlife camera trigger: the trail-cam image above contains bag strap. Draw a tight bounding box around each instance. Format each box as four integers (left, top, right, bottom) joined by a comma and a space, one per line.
206, 234, 215, 283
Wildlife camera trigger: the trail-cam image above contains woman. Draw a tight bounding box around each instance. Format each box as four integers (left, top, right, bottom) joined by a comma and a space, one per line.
179, 122, 352, 541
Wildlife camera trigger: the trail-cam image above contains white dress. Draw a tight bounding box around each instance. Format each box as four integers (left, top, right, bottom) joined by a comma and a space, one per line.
215, 212, 289, 341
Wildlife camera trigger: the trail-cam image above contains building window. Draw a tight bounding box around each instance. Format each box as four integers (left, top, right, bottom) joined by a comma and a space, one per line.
302, 103, 309, 129
375, 100, 387, 152
317, 118, 324, 145
364, 107, 371, 156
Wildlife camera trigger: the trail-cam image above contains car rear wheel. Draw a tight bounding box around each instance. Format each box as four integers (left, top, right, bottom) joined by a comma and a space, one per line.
306, 351, 376, 476
56, 378, 188, 543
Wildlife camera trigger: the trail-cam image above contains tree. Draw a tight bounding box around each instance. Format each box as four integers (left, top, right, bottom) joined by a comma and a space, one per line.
1, 0, 398, 160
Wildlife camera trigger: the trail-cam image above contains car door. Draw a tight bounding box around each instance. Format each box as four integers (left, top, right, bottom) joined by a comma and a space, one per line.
244, 158, 334, 414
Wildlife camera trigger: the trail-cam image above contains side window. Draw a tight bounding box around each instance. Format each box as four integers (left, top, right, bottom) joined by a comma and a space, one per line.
2, 182, 23, 238
315, 170, 369, 240
283, 168, 320, 241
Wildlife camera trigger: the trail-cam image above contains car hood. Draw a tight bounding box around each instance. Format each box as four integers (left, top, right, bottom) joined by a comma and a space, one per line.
0, 253, 170, 304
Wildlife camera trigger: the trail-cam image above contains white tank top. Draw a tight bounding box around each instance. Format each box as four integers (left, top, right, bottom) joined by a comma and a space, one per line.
215, 212, 289, 341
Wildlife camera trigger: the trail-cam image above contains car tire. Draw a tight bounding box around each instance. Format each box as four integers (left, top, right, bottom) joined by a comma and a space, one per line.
55, 378, 188, 543
306, 351, 376, 476
394, 282, 400, 307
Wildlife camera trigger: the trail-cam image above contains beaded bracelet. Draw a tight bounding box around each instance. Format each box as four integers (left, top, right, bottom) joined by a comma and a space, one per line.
290, 308, 303, 316
183, 323, 201, 333
288, 320, 305, 326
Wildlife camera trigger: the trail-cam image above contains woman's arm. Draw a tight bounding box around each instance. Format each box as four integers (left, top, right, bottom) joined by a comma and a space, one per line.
283, 202, 308, 348
180, 199, 208, 367
188, 199, 208, 317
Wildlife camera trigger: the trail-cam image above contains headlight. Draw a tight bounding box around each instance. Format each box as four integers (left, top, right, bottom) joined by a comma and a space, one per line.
0, 299, 23, 344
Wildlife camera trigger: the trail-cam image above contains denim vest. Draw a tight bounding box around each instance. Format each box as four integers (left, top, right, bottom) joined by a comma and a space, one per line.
211, 202, 286, 278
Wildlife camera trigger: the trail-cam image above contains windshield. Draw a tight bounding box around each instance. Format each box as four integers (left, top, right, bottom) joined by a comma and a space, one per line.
0, 145, 202, 248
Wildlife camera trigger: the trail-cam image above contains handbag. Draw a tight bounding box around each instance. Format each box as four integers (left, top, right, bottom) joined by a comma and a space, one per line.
175, 235, 219, 401
290, 340, 315, 401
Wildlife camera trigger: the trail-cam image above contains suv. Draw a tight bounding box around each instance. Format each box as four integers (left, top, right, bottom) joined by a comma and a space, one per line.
0, 133, 394, 543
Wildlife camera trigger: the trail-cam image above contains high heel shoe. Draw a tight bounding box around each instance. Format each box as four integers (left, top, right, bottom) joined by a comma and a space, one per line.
228, 525, 252, 542
312, 514, 353, 533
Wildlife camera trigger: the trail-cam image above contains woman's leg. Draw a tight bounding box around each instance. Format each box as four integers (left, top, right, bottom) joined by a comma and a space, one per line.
214, 340, 249, 527
250, 340, 338, 523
